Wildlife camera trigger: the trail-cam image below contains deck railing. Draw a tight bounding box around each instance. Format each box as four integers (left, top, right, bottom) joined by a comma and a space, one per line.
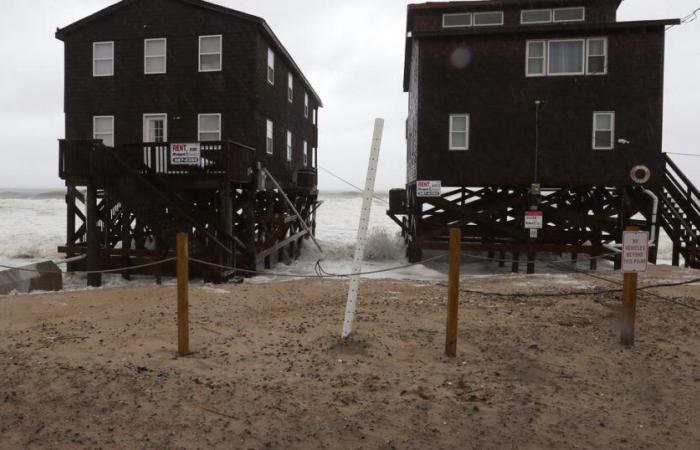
59, 140, 255, 183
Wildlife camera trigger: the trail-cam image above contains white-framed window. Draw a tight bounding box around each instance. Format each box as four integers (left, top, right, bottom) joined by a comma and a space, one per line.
198, 113, 221, 141
267, 48, 275, 85
288, 73, 294, 103
554, 7, 586, 23
521, 9, 552, 24
266, 119, 274, 155
312, 147, 316, 168
304, 93, 309, 118
586, 38, 607, 74
143, 114, 168, 143
442, 13, 472, 28
449, 114, 469, 151
548, 39, 585, 75
93, 42, 114, 77
144, 38, 166, 74
313, 109, 317, 126
199, 35, 222, 72
593, 112, 615, 150
526, 40, 546, 76
474, 11, 504, 26
286, 131, 293, 162
93, 116, 115, 147
303, 141, 308, 167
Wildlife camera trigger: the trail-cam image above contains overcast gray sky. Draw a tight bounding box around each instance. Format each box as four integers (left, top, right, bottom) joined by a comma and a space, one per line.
0, 0, 698, 190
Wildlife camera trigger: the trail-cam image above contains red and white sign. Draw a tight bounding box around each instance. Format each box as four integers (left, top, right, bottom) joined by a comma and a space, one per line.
524, 211, 543, 230
170, 143, 201, 166
416, 180, 442, 198
622, 231, 650, 273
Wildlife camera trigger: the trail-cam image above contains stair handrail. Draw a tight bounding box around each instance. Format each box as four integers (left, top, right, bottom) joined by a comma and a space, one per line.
665, 154, 700, 205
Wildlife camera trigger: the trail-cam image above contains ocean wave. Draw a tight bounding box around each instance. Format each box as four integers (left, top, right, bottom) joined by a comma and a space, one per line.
0, 190, 67, 200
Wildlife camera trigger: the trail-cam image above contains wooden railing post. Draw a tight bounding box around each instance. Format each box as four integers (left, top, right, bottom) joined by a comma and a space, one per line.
177, 232, 190, 356
445, 226, 461, 357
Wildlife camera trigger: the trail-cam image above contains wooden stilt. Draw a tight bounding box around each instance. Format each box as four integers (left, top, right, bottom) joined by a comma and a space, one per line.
177, 232, 190, 356
86, 184, 102, 287
445, 227, 461, 358
511, 252, 520, 273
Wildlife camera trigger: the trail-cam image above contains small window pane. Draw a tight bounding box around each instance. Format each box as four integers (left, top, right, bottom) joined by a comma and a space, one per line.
200, 36, 221, 54
451, 132, 466, 148
528, 59, 544, 75
528, 41, 544, 58
94, 42, 113, 59
451, 116, 467, 132
522, 9, 552, 24
554, 7, 585, 22
594, 131, 612, 148
588, 39, 605, 55
146, 57, 166, 74
474, 11, 503, 26
94, 59, 113, 76
94, 117, 113, 133
443, 13, 472, 27
596, 114, 612, 130
548, 41, 584, 74
199, 132, 220, 142
200, 54, 220, 71
588, 56, 605, 74
200, 115, 219, 131
145, 39, 165, 56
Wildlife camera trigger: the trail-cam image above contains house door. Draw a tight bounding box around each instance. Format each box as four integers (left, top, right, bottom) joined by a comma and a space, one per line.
143, 114, 168, 143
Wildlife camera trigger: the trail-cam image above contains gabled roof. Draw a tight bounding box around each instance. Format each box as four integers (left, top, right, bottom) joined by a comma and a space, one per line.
56, 0, 322, 106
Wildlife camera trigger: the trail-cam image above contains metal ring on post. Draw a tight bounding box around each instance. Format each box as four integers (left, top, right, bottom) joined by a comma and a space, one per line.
630, 165, 651, 185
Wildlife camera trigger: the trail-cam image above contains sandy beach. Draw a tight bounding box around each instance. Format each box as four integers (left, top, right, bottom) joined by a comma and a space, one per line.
1, 266, 699, 449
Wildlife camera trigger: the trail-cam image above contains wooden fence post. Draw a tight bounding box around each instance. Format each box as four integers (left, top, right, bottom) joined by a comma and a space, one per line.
177, 232, 190, 356
621, 226, 640, 346
445, 226, 461, 357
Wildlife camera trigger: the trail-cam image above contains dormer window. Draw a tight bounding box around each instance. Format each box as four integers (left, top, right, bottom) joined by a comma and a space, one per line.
521, 7, 585, 24
288, 73, 294, 103
473, 11, 504, 26
554, 7, 586, 23
443, 13, 472, 28
267, 48, 275, 85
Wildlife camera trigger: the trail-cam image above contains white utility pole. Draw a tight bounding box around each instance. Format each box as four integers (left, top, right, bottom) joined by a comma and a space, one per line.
341, 118, 385, 339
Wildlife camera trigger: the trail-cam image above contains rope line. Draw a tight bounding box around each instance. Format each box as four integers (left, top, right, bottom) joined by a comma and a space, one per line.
0, 258, 176, 276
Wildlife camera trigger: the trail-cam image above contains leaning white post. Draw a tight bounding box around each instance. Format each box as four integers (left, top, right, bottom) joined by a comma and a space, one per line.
342, 118, 385, 339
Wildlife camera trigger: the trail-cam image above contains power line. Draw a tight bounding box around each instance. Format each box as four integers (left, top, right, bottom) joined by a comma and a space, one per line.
667, 5, 700, 31
318, 165, 390, 205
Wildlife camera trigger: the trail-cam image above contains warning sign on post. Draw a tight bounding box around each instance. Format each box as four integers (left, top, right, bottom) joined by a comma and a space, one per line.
171, 143, 201, 166
622, 231, 650, 273
524, 211, 543, 230
416, 180, 441, 198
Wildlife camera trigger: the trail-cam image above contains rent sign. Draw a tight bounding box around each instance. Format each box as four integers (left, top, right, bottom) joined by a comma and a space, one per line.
416, 180, 441, 198
170, 143, 201, 166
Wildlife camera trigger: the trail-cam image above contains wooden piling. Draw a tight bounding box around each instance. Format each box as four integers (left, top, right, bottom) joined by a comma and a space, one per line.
86, 183, 102, 287
177, 232, 190, 356
511, 252, 520, 273
445, 226, 461, 357
620, 226, 640, 346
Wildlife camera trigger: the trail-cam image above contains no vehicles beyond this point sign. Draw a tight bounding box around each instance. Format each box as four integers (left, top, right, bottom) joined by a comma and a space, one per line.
622, 231, 650, 273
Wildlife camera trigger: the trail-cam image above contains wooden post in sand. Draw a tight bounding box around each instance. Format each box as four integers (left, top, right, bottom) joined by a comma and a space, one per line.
445, 226, 461, 357
177, 232, 190, 356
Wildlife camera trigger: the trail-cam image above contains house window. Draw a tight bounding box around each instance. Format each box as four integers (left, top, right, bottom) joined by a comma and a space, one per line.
288, 73, 294, 103
526, 41, 546, 76
521, 9, 552, 24
313, 109, 317, 126
199, 35, 222, 72
93, 42, 114, 77
266, 119, 274, 155
593, 112, 615, 150
304, 93, 309, 118
548, 39, 585, 75
93, 116, 115, 147
286, 131, 293, 161
144, 38, 166, 74
449, 114, 469, 151
587, 38, 607, 74
312, 147, 316, 168
442, 13, 472, 28
267, 48, 275, 85
474, 11, 504, 26
303, 141, 308, 166
554, 7, 586, 23
198, 114, 221, 141
143, 114, 168, 143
